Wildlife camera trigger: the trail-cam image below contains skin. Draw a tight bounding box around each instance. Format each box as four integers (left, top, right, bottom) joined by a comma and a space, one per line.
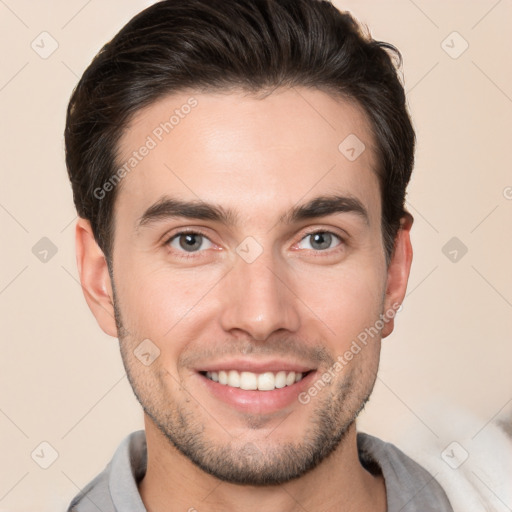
76, 87, 413, 512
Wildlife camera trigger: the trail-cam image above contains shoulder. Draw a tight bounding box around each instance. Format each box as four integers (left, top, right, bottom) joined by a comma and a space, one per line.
66, 430, 147, 512
358, 431, 436, 480
357, 432, 454, 512
378, 402, 512, 512
66, 465, 114, 512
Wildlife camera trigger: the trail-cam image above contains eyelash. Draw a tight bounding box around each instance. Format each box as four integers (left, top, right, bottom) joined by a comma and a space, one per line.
163, 228, 345, 260
164, 229, 214, 260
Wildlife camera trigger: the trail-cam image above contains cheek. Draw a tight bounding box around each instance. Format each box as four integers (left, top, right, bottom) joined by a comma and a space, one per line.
114, 262, 224, 361
293, 261, 386, 347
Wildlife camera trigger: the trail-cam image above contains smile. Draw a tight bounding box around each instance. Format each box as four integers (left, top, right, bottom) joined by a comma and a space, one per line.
203, 370, 307, 391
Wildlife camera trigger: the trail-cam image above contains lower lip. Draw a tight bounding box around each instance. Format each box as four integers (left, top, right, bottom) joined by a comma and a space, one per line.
196, 371, 317, 414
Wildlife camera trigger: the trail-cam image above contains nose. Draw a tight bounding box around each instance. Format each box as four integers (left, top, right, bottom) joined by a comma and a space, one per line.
218, 248, 301, 341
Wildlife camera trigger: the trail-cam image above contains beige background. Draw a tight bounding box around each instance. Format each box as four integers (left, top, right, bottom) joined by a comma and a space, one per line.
0, 1, 511, 510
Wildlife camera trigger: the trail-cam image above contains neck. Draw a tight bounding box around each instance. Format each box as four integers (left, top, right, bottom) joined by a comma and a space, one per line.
138, 417, 387, 512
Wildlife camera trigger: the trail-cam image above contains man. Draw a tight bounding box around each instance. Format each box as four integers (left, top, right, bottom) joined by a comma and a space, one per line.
65, 0, 453, 510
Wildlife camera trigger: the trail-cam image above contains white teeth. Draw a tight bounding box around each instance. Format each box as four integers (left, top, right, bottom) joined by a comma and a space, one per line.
218, 370, 228, 385
274, 371, 287, 389
258, 372, 275, 391
228, 370, 240, 388
205, 370, 305, 391
240, 371, 258, 390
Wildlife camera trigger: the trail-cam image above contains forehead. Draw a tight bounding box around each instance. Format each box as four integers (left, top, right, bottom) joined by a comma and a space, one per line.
114, 87, 381, 229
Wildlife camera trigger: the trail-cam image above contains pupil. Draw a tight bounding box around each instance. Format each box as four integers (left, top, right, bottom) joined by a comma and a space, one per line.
312, 232, 331, 250
180, 233, 201, 251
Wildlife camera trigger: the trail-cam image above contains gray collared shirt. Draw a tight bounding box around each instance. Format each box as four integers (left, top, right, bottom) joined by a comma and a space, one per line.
67, 430, 454, 511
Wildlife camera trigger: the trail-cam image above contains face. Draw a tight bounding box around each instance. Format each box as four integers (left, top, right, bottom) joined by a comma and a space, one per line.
79, 87, 411, 485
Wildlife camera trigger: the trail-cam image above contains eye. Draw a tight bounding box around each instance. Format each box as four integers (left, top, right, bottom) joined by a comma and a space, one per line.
167, 231, 214, 254
296, 230, 343, 251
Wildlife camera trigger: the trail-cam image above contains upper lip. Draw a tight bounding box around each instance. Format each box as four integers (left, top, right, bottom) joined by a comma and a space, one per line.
195, 358, 315, 374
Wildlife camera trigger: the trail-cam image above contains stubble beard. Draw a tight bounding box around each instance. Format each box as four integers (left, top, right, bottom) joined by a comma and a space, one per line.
112, 290, 379, 486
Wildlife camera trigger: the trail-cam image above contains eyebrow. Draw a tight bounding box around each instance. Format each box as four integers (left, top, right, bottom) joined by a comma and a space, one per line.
136, 194, 369, 230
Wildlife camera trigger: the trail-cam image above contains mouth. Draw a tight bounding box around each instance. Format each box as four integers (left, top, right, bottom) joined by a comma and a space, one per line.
195, 362, 317, 414
200, 369, 312, 391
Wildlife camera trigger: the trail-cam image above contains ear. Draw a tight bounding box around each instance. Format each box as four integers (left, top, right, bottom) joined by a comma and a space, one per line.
381, 212, 413, 338
75, 217, 118, 337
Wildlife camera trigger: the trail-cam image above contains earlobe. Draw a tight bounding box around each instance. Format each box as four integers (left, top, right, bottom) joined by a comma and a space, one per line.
75, 218, 118, 338
381, 212, 414, 338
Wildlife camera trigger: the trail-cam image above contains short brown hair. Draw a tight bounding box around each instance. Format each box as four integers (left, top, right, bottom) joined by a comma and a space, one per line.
65, 0, 415, 264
